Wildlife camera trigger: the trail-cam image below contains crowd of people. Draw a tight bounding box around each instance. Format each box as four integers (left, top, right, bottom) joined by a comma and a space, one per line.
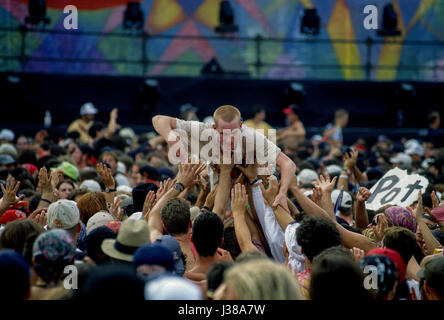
0, 102, 443, 301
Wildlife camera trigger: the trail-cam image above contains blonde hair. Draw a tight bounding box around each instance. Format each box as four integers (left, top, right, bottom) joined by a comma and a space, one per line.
213, 105, 241, 127
223, 259, 302, 300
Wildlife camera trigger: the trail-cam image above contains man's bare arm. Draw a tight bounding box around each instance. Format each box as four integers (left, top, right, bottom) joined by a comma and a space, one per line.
213, 165, 232, 220
152, 115, 177, 141
273, 152, 296, 210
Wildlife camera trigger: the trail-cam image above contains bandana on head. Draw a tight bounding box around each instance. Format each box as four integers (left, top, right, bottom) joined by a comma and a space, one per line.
32, 229, 75, 263
384, 206, 417, 233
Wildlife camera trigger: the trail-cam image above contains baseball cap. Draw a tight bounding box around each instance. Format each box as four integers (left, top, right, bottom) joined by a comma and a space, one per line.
0, 143, 17, 158
80, 102, 98, 115
405, 144, 424, 156
80, 179, 101, 192
47, 199, 80, 230
144, 275, 202, 300
134, 243, 175, 274
155, 235, 185, 276
331, 189, 352, 208
52, 161, 79, 181
326, 164, 343, 176
0, 209, 26, 225
416, 256, 444, 296
0, 129, 14, 142
311, 135, 323, 143
360, 255, 398, 300
139, 165, 160, 186
86, 211, 114, 235
21, 163, 38, 175
0, 154, 16, 165
390, 153, 412, 166
366, 248, 406, 283
158, 167, 175, 182
117, 185, 133, 194
297, 169, 318, 186
283, 104, 300, 115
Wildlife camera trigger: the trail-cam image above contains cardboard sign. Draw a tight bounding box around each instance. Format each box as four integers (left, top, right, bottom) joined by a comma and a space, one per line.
365, 167, 429, 211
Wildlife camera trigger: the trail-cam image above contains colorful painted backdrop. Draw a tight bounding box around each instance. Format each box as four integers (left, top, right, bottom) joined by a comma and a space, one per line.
1, 0, 444, 80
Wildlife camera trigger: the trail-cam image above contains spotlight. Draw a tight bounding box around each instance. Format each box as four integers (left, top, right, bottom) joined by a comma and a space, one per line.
123, 2, 144, 30
215, 0, 238, 34
25, 0, 50, 26
300, 8, 320, 35
377, 4, 401, 36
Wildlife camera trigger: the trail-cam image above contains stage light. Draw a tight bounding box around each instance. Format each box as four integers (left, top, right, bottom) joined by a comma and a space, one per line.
377, 3, 401, 36
25, 0, 50, 26
300, 8, 320, 35
215, 0, 239, 34
123, 2, 144, 30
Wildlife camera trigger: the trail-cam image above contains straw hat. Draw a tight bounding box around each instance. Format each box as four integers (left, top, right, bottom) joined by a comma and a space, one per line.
101, 219, 150, 262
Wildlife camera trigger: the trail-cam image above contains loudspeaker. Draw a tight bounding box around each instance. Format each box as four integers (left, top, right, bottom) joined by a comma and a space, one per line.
201, 57, 250, 78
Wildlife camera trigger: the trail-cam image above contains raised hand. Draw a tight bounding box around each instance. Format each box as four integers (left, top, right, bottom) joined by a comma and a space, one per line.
110, 196, 124, 221
110, 108, 118, 121
204, 184, 218, 210
313, 173, 337, 195
356, 187, 372, 203
414, 190, 423, 221
50, 169, 63, 189
344, 148, 358, 171
216, 247, 234, 263
156, 178, 175, 201
143, 190, 156, 220
350, 247, 365, 263
236, 163, 258, 183
97, 162, 115, 190
231, 183, 248, 214
431, 191, 439, 209
38, 167, 53, 194
311, 185, 322, 206
259, 176, 279, 207
0, 175, 21, 207
176, 163, 201, 188
28, 208, 47, 227
372, 213, 388, 242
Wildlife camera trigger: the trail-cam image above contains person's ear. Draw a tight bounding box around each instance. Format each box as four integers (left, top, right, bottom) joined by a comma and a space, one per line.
77, 222, 81, 233
219, 238, 224, 248
212, 123, 216, 130
423, 281, 439, 300
240, 121, 243, 128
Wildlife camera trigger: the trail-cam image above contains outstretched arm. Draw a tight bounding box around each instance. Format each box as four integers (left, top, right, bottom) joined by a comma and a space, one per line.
231, 183, 259, 253
273, 152, 296, 211
152, 115, 177, 144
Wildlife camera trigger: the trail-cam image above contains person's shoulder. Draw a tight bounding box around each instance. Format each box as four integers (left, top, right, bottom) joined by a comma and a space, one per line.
262, 121, 272, 129
68, 118, 80, 128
